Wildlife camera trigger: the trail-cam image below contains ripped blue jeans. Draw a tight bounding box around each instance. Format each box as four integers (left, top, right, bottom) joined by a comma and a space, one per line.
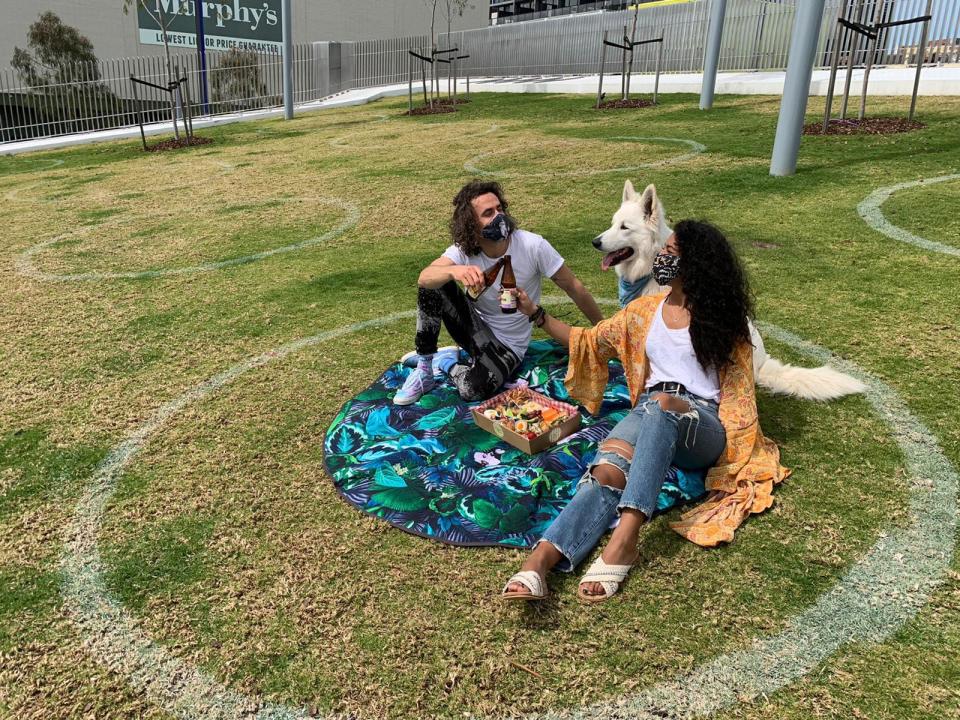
540, 391, 726, 572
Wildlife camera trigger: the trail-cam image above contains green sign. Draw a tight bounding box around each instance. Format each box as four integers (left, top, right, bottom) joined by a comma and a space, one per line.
137, 0, 283, 53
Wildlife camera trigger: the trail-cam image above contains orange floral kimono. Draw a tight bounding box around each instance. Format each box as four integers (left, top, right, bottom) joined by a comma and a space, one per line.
564, 291, 790, 547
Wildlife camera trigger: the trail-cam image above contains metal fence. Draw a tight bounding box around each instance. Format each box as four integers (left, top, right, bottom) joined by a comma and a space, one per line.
3, 0, 959, 144
346, 0, 960, 86
1, 43, 325, 143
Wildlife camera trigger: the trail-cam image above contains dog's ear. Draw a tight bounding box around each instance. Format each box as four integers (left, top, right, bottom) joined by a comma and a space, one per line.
640, 184, 659, 223
622, 179, 637, 203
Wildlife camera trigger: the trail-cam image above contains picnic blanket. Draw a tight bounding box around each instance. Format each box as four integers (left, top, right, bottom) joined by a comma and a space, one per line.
323, 340, 706, 547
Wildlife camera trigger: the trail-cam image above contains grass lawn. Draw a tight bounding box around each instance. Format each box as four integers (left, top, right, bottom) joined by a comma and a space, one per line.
1, 91, 958, 719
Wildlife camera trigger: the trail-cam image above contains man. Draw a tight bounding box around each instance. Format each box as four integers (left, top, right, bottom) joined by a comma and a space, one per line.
394, 179, 603, 405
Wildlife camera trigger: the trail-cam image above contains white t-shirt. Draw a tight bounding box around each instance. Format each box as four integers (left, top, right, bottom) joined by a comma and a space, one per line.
443, 229, 565, 359
644, 298, 720, 402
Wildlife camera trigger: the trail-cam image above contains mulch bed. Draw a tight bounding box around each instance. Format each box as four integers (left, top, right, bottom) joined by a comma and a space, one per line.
145, 135, 214, 152
405, 104, 457, 116
596, 98, 656, 110
434, 97, 471, 106
802, 117, 926, 136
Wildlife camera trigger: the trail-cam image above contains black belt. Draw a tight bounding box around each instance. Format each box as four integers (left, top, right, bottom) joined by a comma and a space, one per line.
648, 381, 687, 395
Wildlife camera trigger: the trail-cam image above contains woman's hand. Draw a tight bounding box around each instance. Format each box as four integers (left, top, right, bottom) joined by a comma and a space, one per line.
515, 288, 538, 317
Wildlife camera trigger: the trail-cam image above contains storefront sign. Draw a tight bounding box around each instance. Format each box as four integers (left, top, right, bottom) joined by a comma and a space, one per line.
137, 0, 282, 52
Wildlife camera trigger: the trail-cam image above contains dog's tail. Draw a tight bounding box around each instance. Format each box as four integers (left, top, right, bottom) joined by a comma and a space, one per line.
756, 357, 866, 401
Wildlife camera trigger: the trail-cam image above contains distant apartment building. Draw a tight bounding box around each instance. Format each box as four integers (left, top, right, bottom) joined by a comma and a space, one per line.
900, 37, 960, 65
489, 0, 691, 25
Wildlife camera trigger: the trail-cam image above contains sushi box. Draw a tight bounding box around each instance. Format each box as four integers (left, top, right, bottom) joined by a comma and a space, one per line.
471, 386, 581, 455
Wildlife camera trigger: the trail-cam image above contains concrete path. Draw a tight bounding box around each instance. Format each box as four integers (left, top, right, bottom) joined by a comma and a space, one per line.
2, 66, 957, 156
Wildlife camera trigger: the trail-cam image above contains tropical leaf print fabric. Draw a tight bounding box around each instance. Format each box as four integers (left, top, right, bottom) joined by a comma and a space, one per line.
323, 341, 706, 548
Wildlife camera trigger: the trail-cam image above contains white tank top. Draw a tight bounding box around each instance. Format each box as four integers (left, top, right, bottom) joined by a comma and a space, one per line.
644, 299, 721, 402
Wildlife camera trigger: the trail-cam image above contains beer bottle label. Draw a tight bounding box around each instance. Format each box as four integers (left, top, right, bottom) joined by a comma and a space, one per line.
500, 288, 517, 311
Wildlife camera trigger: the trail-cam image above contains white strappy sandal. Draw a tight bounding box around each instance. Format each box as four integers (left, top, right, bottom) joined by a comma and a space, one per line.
501, 570, 548, 601
577, 556, 636, 604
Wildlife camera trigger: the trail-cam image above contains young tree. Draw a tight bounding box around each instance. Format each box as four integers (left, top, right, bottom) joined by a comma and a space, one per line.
12, 11, 117, 134
121, 0, 190, 137
442, 0, 468, 98
424, 0, 440, 106
443, 0, 468, 48
625, 2, 640, 99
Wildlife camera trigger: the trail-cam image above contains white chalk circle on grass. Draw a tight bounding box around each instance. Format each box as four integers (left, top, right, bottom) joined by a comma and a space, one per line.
1, 157, 65, 171
5, 158, 234, 204
330, 119, 499, 150
59, 296, 957, 720
327, 113, 391, 148
857, 173, 960, 257
464, 136, 707, 178
15, 196, 361, 282
1, 158, 68, 203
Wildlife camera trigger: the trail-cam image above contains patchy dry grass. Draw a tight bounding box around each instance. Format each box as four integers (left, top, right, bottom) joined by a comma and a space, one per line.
1, 92, 959, 719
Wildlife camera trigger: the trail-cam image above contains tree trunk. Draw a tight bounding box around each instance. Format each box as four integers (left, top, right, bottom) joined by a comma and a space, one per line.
626, 8, 639, 98
143, 0, 180, 138
159, 10, 180, 138
446, 9, 453, 99
430, 2, 437, 107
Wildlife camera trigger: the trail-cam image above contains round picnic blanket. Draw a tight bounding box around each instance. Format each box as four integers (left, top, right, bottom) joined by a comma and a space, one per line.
323, 340, 706, 547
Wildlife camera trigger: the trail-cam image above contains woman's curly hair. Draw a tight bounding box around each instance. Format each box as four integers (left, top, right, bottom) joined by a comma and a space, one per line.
449, 180, 517, 256
673, 220, 753, 372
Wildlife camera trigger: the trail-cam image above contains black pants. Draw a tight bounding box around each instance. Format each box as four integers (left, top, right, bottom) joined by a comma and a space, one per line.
415, 281, 521, 402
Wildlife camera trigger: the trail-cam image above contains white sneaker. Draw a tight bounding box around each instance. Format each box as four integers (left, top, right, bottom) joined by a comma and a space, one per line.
393, 366, 436, 405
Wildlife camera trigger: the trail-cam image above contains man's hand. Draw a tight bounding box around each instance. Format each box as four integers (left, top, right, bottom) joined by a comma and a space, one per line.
450, 264, 485, 295
550, 264, 603, 325
515, 288, 537, 317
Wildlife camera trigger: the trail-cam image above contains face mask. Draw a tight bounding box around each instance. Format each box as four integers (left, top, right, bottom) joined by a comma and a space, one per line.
481, 212, 509, 242
652, 252, 681, 285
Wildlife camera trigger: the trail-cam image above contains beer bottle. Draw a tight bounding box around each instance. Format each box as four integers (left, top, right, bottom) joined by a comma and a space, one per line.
499, 255, 517, 314
466, 257, 505, 301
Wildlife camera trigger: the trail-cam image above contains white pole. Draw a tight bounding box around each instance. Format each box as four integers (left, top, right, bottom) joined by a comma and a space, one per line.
700, 0, 728, 110
770, 0, 827, 177
282, 0, 293, 120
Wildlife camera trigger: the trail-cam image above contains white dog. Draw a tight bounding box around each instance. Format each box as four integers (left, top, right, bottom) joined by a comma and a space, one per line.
592, 181, 866, 401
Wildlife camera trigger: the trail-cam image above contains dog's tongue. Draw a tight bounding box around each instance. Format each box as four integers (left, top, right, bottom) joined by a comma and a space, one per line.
601, 248, 632, 271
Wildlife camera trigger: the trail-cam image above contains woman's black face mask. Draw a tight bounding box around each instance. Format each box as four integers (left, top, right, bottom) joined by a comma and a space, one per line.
481, 212, 510, 242
652, 251, 681, 285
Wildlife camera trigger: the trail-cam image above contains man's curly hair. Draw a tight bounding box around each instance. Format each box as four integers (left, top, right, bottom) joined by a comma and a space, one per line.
449, 180, 517, 256
673, 220, 754, 372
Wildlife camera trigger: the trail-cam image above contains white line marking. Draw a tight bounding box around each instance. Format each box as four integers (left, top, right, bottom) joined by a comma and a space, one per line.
2, 157, 65, 171
328, 113, 391, 148
4, 158, 232, 204
857, 174, 960, 257
60, 297, 957, 719
464, 137, 707, 178
3, 181, 53, 204
330, 119, 498, 150
15, 196, 361, 282
2, 158, 68, 203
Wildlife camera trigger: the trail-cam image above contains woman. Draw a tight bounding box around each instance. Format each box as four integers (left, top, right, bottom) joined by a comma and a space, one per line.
502, 220, 789, 603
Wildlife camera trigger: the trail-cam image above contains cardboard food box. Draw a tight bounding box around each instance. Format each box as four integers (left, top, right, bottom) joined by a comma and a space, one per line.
472, 387, 581, 455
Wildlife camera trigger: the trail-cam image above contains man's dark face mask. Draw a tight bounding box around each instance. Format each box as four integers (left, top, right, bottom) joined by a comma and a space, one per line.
481, 212, 509, 242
